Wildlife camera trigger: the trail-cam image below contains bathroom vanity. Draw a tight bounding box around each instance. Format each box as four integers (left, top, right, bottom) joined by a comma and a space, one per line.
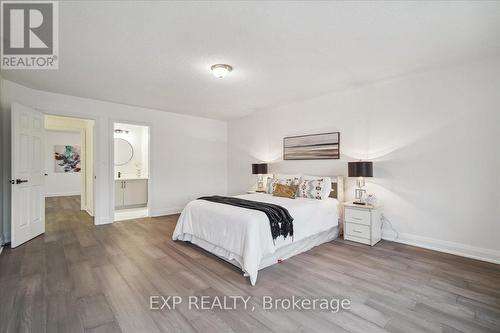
115, 178, 148, 209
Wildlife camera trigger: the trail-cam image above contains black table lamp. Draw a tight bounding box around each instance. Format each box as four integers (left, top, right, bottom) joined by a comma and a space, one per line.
252, 163, 268, 192
348, 161, 373, 205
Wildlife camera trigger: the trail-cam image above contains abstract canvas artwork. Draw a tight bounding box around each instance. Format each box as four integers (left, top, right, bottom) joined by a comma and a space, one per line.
54, 145, 81, 172
283, 132, 340, 160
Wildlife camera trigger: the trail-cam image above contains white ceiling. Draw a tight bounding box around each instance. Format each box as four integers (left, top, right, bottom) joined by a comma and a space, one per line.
2, 1, 499, 120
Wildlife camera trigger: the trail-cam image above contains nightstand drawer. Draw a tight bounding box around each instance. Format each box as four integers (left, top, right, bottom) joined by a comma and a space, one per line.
344, 234, 371, 245
345, 208, 370, 225
345, 223, 370, 239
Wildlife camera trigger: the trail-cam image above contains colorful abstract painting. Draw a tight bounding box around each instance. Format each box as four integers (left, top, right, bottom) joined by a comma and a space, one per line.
54, 145, 81, 173
283, 132, 340, 160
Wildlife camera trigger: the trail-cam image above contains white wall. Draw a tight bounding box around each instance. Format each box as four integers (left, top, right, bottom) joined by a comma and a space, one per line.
0, 77, 13, 245
0, 73, 6, 246
45, 130, 82, 197
228, 58, 500, 263
0, 79, 227, 233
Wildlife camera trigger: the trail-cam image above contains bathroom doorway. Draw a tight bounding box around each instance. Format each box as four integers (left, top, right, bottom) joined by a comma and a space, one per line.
113, 122, 150, 221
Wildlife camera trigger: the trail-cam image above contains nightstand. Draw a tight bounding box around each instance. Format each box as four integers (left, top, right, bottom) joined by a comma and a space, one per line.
343, 202, 383, 246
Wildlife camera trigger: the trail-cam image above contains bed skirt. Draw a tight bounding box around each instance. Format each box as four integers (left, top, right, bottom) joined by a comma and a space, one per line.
176, 226, 339, 285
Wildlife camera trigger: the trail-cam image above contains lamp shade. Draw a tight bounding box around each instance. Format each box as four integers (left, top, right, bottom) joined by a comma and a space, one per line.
348, 161, 373, 177
252, 163, 268, 174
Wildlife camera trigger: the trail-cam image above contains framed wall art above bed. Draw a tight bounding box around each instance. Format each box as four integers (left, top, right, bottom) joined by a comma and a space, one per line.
283, 132, 340, 160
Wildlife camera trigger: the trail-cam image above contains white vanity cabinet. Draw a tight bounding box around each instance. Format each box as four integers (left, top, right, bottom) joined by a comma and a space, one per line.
115, 180, 125, 207
115, 179, 148, 209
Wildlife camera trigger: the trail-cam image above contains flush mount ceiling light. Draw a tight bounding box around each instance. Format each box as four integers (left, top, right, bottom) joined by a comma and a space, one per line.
210, 64, 233, 78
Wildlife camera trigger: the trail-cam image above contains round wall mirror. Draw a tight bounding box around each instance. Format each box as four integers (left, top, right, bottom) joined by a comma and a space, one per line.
114, 138, 134, 166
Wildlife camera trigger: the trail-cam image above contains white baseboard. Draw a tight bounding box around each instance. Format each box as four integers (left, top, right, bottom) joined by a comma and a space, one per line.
0, 231, 5, 255
150, 206, 184, 217
45, 192, 81, 197
382, 228, 500, 265
94, 216, 113, 225
94, 206, 181, 225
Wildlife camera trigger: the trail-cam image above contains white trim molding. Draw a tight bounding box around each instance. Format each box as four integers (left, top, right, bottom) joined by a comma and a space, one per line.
150, 206, 184, 217
45, 192, 81, 198
2, 231, 11, 245
95, 216, 113, 225
382, 228, 500, 265
108, 119, 153, 226
0, 234, 4, 255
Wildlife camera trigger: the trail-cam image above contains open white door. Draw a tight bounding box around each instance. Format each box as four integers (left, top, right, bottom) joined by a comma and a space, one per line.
11, 103, 45, 248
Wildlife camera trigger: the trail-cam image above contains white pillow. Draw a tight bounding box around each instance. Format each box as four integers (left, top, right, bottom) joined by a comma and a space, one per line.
297, 175, 332, 200
274, 174, 301, 185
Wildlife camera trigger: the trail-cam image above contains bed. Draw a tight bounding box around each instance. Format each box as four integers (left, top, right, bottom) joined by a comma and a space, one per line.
172, 176, 344, 285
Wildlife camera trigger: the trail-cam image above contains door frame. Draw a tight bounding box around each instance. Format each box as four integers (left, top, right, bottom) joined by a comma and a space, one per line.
109, 119, 152, 221
40, 110, 98, 224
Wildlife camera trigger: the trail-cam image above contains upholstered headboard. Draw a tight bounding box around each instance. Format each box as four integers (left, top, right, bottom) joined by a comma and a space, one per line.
329, 176, 344, 202
329, 176, 345, 235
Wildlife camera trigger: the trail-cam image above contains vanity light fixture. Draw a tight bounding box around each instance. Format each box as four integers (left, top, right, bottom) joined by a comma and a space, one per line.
211, 64, 233, 78
114, 129, 129, 134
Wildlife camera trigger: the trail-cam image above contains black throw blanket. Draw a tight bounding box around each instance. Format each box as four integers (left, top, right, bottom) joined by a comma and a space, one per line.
197, 196, 294, 242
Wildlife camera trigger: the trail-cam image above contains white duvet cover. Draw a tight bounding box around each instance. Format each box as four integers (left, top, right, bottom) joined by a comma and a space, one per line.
172, 193, 339, 285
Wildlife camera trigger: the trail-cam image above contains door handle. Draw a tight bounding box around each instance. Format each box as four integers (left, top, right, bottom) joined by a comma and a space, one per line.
11, 179, 28, 184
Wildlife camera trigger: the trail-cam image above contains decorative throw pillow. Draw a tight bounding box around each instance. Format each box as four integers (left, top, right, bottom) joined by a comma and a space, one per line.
301, 175, 332, 199
266, 177, 295, 194
266, 177, 300, 194
297, 178, 327, 200
273, 183, 298, 199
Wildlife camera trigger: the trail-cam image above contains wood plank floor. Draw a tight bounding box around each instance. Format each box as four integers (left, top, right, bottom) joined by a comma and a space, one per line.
1, 196, 499, 333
